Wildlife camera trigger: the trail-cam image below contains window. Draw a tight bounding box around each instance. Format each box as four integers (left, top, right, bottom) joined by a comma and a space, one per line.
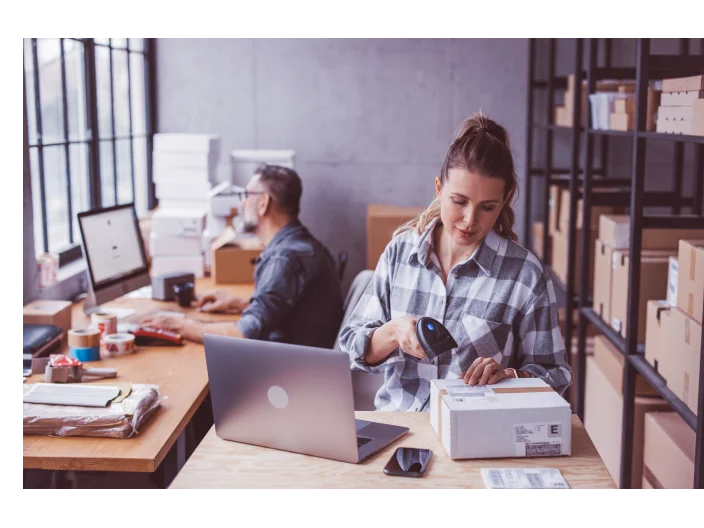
23, 38, 154, 265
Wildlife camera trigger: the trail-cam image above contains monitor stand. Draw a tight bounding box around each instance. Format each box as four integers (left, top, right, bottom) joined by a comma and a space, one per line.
82, 289, 136, 320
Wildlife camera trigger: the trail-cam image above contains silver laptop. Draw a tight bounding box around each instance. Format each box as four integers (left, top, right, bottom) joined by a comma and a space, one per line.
204, 335, 409, 463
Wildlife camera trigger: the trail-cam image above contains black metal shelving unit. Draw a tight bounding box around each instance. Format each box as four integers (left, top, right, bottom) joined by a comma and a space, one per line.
524, 38, 704, 489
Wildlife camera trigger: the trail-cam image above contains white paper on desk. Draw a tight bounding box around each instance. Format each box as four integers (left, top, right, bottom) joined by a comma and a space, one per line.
481, 468, 569, 489
23, 383, 120, 408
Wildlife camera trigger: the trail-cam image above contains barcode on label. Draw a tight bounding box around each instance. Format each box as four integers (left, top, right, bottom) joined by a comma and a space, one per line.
489, 470, 505, 488
525, 442, 561, 456
527, 473, 544, 488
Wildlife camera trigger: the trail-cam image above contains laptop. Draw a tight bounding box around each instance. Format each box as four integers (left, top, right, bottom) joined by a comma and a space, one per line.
204, 335, 409, 463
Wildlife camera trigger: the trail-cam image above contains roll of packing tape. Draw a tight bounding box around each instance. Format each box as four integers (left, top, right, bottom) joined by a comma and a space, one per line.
92, 312, 118, 337
102, 333, 136, 357
70, 346, 101, 362
68, 328, 102, 348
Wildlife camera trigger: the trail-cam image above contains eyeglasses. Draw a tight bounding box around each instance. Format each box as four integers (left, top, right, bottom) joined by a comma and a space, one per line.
234, 190, 264, 200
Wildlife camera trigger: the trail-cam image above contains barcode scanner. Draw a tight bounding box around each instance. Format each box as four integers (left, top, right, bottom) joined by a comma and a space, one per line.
416, 317, 458, 360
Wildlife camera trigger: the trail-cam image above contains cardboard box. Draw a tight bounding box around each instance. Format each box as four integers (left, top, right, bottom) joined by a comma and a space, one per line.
644, 300, 674, 377
149, 232, 204, 257
153, 165, 218, 187
593, 335, 657, 397
552, 227, 597, 292
548, 185, 561, 236
430, 378, 571, 460
609, 112, 633, 131
584, 356, 669, 488
152, 209, 206, 238
152, 150, 219, 173
667, 256, 679, 307
656, 118, 693, 135
557, 188, 621, 232
614, 98, 635, 115
150, 255, 205, 278
610, 250, 675, 343
23, 300, 72, 341
598, 215, 704, 250
593, 239, 616, 321
677, 240, 704, 323
662, 74, 704, 93
367, 204, 425, 269
667, 307, 701, 414
693, 100, 704, 136
532, 221, 549, 261
211, 228, 263, 284
658, 105, 696, 121
643, 412, 695, 488
661, 90, 704, 106
155, 179, 212, 201
642, 474, 656, 488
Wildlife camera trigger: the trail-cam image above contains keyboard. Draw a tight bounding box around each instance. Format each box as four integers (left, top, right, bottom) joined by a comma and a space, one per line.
357, 436, 373, 448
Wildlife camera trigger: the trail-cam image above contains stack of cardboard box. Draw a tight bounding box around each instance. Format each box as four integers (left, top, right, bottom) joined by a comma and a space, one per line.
643, 411, 696, 488
608, 87, 660, 132
592, 215, 704, 343
554, 76, 635, 128
656, 75, 704, 136
645, 239, 704, 415
366, 204, 425, 270
584, 335, 668, 488
150, 209, 207, 278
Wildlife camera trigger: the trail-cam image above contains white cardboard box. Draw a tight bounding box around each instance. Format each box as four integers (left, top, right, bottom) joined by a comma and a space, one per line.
153, 150, 219, 172
149, 232, 204, 257
155, 179, 212, 201
153, 164, 218, 187
430, 378, 572, 460
153, 134, 220, 154
152, 209, 206, 238
150, 255, 205, 278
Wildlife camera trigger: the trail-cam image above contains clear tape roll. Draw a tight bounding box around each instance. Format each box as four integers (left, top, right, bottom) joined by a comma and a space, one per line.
102, 332, 136, 357
92, 312, 118, 336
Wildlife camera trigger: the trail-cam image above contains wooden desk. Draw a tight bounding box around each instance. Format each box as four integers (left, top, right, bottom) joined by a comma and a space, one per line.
23, 278, 254, 473
170, 413, 616, 488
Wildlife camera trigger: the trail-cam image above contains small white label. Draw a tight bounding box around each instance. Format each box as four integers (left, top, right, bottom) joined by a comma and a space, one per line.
611, 318, 622, 333
481, 468, 569, 489
514, 423, 563, 457
446, 386, 495, 397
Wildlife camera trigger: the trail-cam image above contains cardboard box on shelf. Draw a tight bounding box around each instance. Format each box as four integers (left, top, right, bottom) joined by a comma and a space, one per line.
666, 307, 701, 415
150, 255, 205, 279
211, 227, 264, 284
609, 112, 633, 131
658, 105, 696, 121
554, 106, 569, 127
609, 249, 675, 343
614, 98, 635, 115
662, 90, 704, 106
693, 100, 704, 136
552, 227, 597, 293
430, 378, 571, 460
548, 185, 561, 236
677, 240, 704, 323
643, 412, 695, 488
593, 335, 657, 397
584, 356, 669, 488
644, 300, 674, 377
367, 204, 425, 270
662, 74, 704, 93
656, 118, 693, 135
598, 215, 704, 250
23, 300, 72, 340
593, 239, 616, 322
557, 188, 622, 233
531, 221, 550, 261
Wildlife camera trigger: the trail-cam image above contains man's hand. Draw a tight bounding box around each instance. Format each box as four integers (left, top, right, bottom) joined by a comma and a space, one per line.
196, 291, 247, 313
462, 357, 512, 386
139, 314, 186, 333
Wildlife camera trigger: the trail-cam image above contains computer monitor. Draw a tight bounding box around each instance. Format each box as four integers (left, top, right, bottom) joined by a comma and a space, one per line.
230, 149, 296, 187
77, 203, 151, 313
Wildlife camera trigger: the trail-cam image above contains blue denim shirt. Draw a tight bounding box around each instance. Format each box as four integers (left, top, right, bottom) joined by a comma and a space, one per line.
236, 219, 344, 349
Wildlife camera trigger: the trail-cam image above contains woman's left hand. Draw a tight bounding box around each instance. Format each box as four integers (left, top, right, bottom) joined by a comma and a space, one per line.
462, 357, 511, 386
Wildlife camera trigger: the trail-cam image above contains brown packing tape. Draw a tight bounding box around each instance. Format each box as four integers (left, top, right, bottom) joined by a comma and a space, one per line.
684, 374, 690, 407
685, 318, 691, 345
67, 328, 102, 348
691, 248, 696, 280
689, 293, 694, 315
642, 466, 665, 489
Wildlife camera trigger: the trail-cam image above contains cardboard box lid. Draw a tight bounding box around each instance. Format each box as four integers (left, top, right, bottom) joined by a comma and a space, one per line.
23, 300, 72, 315
433, 378, 568, 412
211, 227, 264, 252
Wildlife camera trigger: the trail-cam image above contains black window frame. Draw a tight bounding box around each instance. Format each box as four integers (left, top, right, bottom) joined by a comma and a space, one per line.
23, 38, 156, 267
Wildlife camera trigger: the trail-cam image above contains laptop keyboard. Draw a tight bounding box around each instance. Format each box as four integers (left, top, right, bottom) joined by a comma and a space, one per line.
357, 436, 373, 448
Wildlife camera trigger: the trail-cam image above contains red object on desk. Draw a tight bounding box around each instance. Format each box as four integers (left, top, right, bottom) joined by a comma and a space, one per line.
131, 326, 184, 346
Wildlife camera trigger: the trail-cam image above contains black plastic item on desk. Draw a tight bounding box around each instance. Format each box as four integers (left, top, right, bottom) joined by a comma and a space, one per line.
23, 324, 63, 358
172, 281, 195, 307
416, 317, 457, 360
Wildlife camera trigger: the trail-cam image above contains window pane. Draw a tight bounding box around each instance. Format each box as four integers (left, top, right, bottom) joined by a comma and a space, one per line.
43, 146, 70, 253
113, 50, 130, 137
63, 39, 88, 142
129, 38, 144, 52
116, 139, 133, 204
111, 38, 128, 49
37, 38, 65, 144
129, 53, 146, 135
133, 137, 148, 217
24, 39, 38, 145
69, 143, 90, 243
94, 38, 109, 46
100, 141, 115, 207
30, 148, 44, 255
95, 46, 113, 138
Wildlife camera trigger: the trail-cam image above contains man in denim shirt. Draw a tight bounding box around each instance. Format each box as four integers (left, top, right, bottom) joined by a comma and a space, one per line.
141, 165, 343, 349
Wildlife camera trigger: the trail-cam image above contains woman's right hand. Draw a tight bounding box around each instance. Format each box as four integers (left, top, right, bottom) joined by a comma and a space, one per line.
391, 316, 426, 360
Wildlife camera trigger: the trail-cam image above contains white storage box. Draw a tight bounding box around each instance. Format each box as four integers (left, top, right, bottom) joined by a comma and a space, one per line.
153, 165, 218, 187
430, 378, 572, 460
153, 150, 219, 172
149, 232, 204, 257
152, 209, 206, 238
151, 255, 205, 278
153, 134, 220, 154
589, 92, 630, 130
155, 179, 212, 201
